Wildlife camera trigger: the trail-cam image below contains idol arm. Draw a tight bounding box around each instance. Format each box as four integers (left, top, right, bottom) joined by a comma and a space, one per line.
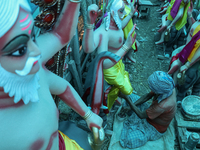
168, 7, 184, 29
122, 4, 137, 29
82, 27, 101, 53
180, 47, 200, 72
36, 0, 80, 63
122, 7, 135, 29
47, 71, 103, 130
82, 4, 101, 53
187, 1, 195, 27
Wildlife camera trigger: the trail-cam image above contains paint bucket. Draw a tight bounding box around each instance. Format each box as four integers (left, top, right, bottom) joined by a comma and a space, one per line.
184, 132, 200, 150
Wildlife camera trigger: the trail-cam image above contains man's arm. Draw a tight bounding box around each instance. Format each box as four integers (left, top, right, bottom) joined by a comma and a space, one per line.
118, 92, 151, 119
134, 92, 155, 106
129, 104, 148, 119
36, 0, 80, 63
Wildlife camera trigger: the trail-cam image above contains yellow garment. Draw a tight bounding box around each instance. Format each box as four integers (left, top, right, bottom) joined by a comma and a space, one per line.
103, 59, 133, 110
188, 25, 200, 61
59, 131, 84, 150
123, 5, 136, 50
166, 0, 190, 30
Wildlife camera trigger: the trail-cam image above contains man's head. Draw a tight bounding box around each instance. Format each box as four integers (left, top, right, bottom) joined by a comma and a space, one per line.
148, 71, 175, 103
0, 0, 41, 76
107, 0, 126, 29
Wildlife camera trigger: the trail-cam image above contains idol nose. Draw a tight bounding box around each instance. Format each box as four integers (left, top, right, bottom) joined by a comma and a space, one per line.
28, 41, 41, 57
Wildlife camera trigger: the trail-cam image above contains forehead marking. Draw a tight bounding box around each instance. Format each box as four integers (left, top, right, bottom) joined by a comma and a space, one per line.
28, 30, 31, 35
21, 20, 32, 31
20, 18, 31, 27
20, 14, 29, 23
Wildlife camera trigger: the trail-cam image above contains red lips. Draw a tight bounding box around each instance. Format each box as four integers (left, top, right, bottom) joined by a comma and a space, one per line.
33, 60, 38, 66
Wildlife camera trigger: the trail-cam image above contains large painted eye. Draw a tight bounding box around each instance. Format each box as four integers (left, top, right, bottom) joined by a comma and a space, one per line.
10, 46, 27, 57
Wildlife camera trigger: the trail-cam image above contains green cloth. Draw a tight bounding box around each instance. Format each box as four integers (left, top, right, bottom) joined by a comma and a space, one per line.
166, 0, 190, 30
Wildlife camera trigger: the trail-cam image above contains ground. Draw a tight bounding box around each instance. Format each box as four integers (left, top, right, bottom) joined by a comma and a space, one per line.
127, 0, 170, 97
59, 0, 180, 149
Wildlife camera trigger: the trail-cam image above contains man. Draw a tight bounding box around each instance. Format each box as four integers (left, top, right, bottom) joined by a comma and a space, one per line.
0, 0, 103, 149
82, 0, 137, 111
119, 71, 176, 149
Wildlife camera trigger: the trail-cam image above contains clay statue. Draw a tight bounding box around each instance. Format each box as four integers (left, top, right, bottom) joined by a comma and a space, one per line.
82, 0, 137, 112
118, 71, 176, 149
123, 0, 139, 63
156, 1, 196, 58
0, 0, 103, 149
155, 0, 190, 45
157, 0, 170, 15
168, 12, 200, 101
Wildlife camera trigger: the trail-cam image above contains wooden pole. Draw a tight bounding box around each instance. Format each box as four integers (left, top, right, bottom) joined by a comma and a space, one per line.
81, 53, 90, 73
80, 0, 87, 25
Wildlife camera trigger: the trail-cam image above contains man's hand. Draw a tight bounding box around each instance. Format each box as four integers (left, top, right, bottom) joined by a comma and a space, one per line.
87, 4, 101, 24
125, 24, 137, 48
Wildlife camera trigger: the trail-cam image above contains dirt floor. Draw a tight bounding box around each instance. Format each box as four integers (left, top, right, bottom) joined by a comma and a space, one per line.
127, 0, 170, 97
59, 0, 180, 149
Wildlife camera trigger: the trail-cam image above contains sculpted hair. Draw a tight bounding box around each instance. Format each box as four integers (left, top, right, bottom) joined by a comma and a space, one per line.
0, 0, 31, 38
106, 0, 115, 12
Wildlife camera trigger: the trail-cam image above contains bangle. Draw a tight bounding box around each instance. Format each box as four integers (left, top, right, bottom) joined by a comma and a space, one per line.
185, 62, 190, 68
122, 44, 130, 52
68, 0, 81, 3
85, 23, 94, 30
83, 110, 93, 120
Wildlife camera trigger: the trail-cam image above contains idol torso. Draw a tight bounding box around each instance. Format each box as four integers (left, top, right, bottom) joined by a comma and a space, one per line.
187, 21, 200, 43
108, 28, 124, 54
97, 21, 124, 55
0, 66, 59, 150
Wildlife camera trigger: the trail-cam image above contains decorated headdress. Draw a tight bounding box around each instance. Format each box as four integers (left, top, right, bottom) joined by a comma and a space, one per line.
148, 71, 175, 103
104, 0, 124, 30
0, 0, 31, 38
110, 0, 124, 13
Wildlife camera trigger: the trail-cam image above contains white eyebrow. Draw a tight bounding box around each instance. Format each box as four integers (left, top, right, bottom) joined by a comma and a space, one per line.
20, 18, 31, 27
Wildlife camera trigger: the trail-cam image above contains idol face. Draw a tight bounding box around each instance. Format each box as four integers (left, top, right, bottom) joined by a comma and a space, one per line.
117, 3, 126, 20
0, 8, 41, 75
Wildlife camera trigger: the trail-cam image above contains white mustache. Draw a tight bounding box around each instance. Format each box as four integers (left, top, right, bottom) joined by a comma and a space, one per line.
15, 55, 41, 76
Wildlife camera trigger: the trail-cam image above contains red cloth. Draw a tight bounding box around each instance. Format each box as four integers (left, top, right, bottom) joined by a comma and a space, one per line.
59, 132, 66, 150
146, 92, 177, 133
178, 30, 200, 64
